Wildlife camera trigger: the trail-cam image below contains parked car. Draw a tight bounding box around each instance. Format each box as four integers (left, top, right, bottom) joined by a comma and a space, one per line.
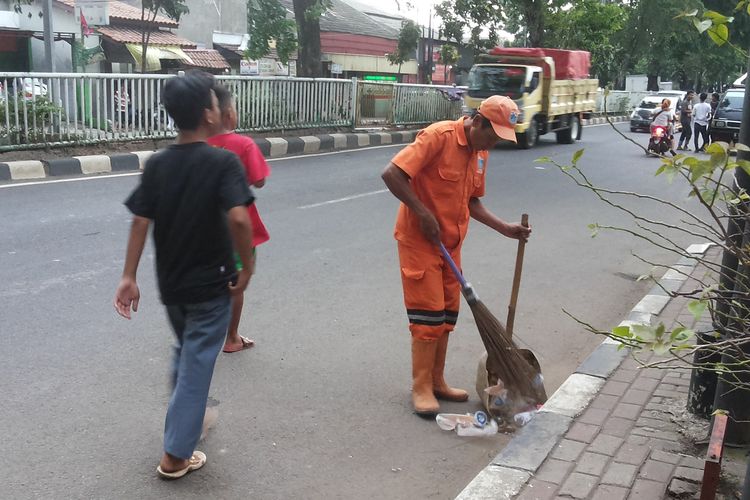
630, 95, 681, 132
711, 88, 744, 144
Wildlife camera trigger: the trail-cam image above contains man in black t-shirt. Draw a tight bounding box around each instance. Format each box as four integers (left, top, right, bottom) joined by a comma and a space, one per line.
113, 71, 254, 479
677, 90, 695, 150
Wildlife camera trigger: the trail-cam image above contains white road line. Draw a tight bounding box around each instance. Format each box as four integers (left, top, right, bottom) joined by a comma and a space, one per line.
298, 189, 389, 210
0, 171, 142, 189
267, 143, 403, 162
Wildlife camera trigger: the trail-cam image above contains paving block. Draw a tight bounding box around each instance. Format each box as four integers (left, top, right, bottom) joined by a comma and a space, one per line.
638, 459, 675, 482
621, 388, 651, 405
7, 160, 45, 180
614, 443, 650, 466
588, 434, 624, 456
558, 472, 597, 499
565, 422, 600, 443
549, 439, 587, 462
629, 478, 666, 498
539, 373, 604, 418
516, 478, 557, 500
578, 407, 610, 426
299, 136, 321, 154
650, 450, 682, 464
330, 133, 348, 149
601, 380, 629, 397
591, 484, 629, 500
535, 458, 573, 484
602, 416, 635, 438
46, 158, 81, 177
610, 369, 637, 383
75, 155, 111, 175
673, 466, 703, 483
632, 294, 670, 315
492, 411, 572, 473
454, 464, 530, 500
0, 163, 11, 181
686, 242, 713, 255
590, 393, 619, 410
267, 137, 288, 157
108, 153, 140, 171
601, 462, 637, 487
576, 344, 628, 379
575, 451, 610, 476
614, 402, 642, 421
679, 455, 704, 469
667, 477, 700, 498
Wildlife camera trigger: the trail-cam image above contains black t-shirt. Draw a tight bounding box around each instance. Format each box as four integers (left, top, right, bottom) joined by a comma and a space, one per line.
125, 142, 254, 305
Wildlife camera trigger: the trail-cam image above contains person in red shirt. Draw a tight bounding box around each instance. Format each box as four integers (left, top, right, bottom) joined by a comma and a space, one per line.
208, 85, 271, 353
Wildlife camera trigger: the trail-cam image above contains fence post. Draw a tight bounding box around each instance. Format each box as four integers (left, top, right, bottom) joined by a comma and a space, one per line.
350, 77, 358, 129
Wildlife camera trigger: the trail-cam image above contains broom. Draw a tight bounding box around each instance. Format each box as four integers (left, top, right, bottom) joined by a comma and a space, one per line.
438, 243, 539, 401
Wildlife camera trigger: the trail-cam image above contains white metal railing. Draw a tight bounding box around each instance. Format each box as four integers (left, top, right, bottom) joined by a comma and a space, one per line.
0, 73, 466, 151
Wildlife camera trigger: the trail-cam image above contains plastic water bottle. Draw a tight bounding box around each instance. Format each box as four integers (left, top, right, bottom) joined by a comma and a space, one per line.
513, 410, 536, 427
457, 419, 498, 437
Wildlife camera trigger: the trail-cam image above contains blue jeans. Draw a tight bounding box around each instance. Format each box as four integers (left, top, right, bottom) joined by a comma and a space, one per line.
164, 294, 230, 459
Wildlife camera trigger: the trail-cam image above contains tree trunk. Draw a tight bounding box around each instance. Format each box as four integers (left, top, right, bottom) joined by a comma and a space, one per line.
292, 0, 323, 77
647, 74, 659, 91
524, 0, 544, 47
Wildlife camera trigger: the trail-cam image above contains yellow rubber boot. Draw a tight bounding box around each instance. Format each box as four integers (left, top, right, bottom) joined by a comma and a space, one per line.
412, 339, 440, 415
433, 333, 469, 402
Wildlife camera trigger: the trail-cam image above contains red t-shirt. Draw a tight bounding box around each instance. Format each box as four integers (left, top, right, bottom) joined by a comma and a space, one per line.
207, 132, 270, 247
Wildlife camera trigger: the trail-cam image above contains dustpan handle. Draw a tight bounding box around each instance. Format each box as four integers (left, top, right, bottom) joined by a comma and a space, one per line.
439, 243, 467, 288
506, 214, 528, 338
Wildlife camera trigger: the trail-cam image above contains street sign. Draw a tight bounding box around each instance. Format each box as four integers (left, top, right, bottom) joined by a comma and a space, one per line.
363, 75, 397, 82
240, 59, 258, 75
331, 63, 343, 75
75, 0, 109, 26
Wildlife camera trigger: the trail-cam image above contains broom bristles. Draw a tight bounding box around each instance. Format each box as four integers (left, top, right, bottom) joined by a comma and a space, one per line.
469, 300, 540, 401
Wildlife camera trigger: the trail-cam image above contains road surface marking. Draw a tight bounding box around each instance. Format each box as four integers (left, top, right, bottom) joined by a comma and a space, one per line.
298, 189, 389, 210
0, 171, 142, 189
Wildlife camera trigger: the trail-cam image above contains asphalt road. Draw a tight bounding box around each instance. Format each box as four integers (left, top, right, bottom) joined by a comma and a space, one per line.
0, 124, 702, 499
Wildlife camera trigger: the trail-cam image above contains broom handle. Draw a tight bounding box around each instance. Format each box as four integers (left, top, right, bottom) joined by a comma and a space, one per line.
439, 243, 467, 288
506, 214, 529, 339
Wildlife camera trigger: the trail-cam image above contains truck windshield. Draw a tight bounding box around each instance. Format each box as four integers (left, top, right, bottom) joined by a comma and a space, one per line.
468, 66, 526, 99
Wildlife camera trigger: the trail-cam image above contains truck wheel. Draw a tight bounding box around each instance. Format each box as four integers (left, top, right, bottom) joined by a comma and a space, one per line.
556, 115, 580, 144
517, 117, 538, 149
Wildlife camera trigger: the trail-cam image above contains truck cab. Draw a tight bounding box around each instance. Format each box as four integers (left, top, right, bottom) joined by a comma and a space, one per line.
464, 48, 598, 149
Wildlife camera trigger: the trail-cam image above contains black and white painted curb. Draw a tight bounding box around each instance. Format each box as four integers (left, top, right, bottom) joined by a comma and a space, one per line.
455, 242, 715, 500
0, 130, 420, 182
0, 117, 628, 183
583, 115, 628, 126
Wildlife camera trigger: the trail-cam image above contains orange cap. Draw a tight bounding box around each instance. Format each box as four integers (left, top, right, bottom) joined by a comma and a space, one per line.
478, 95, 519, 143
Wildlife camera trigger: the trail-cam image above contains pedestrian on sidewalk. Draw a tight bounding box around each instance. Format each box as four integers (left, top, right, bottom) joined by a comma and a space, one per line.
693, 92, 712, 152
381, 95, 531, 416
113, 70, 254, 479
676, 90, 695, 150
208, 84, 271, 354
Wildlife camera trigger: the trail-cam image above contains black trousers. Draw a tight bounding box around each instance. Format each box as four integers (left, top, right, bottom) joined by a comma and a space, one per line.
678, 121, 692, 146
694, 123, 709, 151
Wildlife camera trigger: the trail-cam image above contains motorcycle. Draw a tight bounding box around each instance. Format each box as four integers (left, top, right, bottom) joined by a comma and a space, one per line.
647, 124, 671, 156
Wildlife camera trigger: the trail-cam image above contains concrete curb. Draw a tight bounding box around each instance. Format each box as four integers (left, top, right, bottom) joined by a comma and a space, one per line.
0, 130, 420, 182
455, 241, 716, 500
0, 117, 628, 183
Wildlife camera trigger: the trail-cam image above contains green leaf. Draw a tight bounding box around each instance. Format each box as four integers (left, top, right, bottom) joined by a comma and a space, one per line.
693, 18, 712, 33
652, 341, 670, 355
631, 323, 655, 341
708, 23, 729, 45
535, 156, 551, 163
572, 149, 585, 165
655, 323, 665, 339
735, 143, 750, 152
587, 223, 599, 238
703, 10, 732, 24
612, 325, 632, 338
687, 300, 708, 320
712, 408, 728, 416
676, 8, 698, 18
706, 142, 728, 155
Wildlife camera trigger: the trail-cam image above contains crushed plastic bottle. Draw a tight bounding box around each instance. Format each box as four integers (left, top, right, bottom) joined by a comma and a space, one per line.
513, 409, 537, 427
436, 411, 498, 437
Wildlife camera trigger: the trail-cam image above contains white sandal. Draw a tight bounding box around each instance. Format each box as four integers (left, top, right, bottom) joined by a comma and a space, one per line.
156, 451, 207, 479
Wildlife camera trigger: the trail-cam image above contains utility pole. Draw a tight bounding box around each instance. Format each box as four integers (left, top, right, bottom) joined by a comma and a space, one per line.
42, 0, 55, 71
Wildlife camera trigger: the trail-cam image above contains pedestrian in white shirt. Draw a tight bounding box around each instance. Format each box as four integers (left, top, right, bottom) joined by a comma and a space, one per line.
693, 92, 712, 152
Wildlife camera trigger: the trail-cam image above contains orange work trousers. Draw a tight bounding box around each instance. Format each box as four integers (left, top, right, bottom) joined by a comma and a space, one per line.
398, 242, 461, 342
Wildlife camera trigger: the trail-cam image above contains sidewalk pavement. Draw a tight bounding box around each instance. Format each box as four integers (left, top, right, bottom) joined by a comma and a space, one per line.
0, 116, 629, 182
457, 244, 744, 499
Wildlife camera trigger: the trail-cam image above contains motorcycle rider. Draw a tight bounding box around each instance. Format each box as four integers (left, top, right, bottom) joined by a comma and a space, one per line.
651, 98, 677, 157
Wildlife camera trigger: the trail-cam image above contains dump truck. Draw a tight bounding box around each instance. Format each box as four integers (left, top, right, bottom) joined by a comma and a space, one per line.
464, 47, 599, 149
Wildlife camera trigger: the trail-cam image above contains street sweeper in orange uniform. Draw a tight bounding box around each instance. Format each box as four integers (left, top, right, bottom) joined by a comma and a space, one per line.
381, 95, 532, 416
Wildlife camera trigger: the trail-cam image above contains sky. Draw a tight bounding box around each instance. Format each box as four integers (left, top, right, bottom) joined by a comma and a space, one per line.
347, 0, 444, 28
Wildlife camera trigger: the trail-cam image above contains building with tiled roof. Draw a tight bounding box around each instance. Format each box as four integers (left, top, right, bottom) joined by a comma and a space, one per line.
182, 48, 230, 73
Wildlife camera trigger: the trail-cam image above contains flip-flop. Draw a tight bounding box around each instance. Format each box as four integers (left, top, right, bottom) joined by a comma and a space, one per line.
156, 451, 206, 480
222, 336, 255, 353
